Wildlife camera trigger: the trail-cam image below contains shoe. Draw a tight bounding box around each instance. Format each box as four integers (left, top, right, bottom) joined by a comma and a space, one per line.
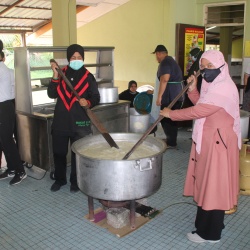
166, 145, 176, 149
9, 172, 27, 185
50, 181, 66, 192
187, 233, 206, 243
207, 239, 220, 243
0, 170, 15, 180
70, 184, 80, 193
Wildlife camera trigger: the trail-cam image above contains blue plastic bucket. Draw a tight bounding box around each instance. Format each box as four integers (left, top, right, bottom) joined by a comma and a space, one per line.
133, 92, 153, 114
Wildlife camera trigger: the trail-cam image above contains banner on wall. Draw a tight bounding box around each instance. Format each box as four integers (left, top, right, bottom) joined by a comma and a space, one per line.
175, 24, 205, 78
184, 27, 205, 76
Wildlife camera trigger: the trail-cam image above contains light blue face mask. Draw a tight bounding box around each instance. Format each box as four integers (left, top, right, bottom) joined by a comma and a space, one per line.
69, 60, 84, 70
191, 56, 197, 62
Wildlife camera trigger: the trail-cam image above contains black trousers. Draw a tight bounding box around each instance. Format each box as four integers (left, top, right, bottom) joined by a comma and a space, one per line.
0, 100, 23, 173
52, 130, 91, 185
160, 101, 182, 147
194, 206, 225, 241
0, 99, 19, 168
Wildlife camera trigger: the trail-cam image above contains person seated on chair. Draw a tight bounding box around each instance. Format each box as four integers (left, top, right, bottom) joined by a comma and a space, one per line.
119, 80, 139, 107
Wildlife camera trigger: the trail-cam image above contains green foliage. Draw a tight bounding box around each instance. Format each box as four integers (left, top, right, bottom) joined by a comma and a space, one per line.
0, 34, 53, 78
0, 34, 22, 69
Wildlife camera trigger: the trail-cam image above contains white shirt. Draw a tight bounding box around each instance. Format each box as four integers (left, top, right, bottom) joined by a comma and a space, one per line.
0, 61, 15, 102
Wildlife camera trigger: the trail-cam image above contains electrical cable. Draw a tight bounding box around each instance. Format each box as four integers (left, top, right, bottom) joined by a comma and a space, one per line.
161, 201, 196, 211
27, 170, 48, 181
23, 163, 48, 180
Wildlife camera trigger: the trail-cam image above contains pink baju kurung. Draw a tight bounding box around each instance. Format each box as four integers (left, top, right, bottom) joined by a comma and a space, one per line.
169, 89, 239, 211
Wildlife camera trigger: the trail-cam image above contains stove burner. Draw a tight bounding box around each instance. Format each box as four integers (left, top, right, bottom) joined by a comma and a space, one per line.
87, 196, 136, 229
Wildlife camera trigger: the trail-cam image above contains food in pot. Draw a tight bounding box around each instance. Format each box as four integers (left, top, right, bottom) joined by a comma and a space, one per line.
78, 141, 158, 160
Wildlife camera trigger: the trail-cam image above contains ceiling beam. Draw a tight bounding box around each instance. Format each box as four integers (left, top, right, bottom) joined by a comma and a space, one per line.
0, 0, 25, 16
0, 16, 50, 21
0, 26, 32, 32
32, 5, 88, 32
0, 28, 30, 33
76, 5, 89, 13
26, 5, 89, 42
0, 4, 51, 11
206, 35, 220, 41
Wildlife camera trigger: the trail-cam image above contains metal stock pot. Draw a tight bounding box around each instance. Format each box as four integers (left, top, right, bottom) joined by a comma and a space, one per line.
98, 87, 118, 104
72, 133, 166, 201
129, 108, 150, 133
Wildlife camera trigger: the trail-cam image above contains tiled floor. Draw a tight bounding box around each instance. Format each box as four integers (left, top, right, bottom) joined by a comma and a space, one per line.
0, 125, 249, 250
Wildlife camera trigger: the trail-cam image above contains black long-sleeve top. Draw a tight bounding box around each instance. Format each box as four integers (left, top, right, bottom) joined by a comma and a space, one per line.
118, 89, 139, 107
47, 66, 100, 135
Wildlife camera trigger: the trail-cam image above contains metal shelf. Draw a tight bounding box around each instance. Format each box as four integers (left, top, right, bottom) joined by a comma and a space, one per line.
30, 63, 112, 71
14, 46, 114, 113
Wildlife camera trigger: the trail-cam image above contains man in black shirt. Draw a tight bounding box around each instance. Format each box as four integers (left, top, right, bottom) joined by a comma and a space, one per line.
152, 45, 183, 148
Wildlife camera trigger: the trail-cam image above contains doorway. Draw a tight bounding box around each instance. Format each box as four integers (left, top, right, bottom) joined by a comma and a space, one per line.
204, 3, 245, 88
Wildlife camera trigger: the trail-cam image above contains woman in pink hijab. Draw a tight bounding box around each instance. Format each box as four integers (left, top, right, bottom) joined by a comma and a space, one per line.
160, 50, 241, 244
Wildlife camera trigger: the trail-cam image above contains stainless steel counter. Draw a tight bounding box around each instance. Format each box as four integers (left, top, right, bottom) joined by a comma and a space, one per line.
16, 100, 130, 171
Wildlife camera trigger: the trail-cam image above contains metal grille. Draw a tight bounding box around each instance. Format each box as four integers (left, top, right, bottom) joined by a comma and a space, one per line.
205, 3, 244, 26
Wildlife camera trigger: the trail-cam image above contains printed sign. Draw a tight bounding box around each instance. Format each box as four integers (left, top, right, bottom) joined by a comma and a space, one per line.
184, 28, 205, 76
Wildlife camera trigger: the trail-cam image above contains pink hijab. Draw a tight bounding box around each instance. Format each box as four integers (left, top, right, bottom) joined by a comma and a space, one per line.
192, 50, 241, 153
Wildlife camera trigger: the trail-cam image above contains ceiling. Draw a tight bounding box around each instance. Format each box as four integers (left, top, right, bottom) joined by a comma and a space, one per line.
0, 0, 245, 46
206, 26, 244, 45
0, 0, 131, 45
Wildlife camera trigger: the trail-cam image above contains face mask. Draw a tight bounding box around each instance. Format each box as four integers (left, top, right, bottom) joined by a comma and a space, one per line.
200, 64, 224, 83
69, 60, 84, 70
190, 50, 200, 62
191, 56, 196, 62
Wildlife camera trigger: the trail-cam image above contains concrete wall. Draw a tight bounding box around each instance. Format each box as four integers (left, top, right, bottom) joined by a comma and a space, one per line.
77, 0, 196, 92
77, 0, 249, 92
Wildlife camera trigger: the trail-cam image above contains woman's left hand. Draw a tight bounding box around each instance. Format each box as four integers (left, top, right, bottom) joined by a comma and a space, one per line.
160, 107, 171, 118
78, 98, 88, 107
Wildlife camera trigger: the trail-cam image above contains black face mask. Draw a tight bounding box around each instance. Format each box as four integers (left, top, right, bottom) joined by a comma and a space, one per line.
200, 64, 224, 83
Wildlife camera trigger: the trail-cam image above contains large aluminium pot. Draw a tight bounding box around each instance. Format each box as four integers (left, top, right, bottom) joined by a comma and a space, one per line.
129, 108, 150, 133
72, 133, 166, 201
98, 87, 118, 104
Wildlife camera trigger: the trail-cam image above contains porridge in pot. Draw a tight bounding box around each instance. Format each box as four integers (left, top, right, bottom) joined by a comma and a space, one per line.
78, 141, 159, 160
